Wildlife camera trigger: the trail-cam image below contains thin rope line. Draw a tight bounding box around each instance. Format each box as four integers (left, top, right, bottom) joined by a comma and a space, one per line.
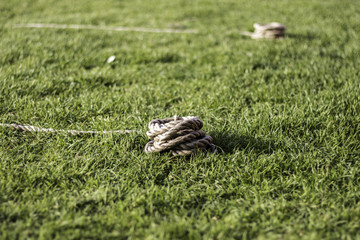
0, 123, 141, 135
239, 22, 286, 39
13, 23, 199, 34
239, 31, 253, 37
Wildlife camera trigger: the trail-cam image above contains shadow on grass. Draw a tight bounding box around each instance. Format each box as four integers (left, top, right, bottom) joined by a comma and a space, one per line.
211, 131, 281, 155
124, 131, 281, 156
235, 32, 317, 41
286, 33, 317, 41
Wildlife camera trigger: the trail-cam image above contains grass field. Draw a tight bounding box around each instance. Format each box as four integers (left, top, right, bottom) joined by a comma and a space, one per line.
1, 0, 360, 239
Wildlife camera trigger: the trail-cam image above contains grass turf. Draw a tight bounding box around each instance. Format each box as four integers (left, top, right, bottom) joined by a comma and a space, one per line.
1, 0, 360, 239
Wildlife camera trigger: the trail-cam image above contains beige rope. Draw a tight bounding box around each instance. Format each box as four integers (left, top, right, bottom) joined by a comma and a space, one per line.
14, 22, 286, 39
13, 23, 198, 34
240, 22, 286, 39
145, 116, 216, 156
0, 123, 140, 135
0, 116, 216, 156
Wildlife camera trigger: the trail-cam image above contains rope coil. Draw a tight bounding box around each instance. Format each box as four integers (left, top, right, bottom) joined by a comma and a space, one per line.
0, 116, 216, 156
241, 22, 286, 39
145, 116, 216, 156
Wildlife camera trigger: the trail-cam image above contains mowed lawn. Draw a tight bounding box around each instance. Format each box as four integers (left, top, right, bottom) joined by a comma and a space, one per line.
1, 0, 360, 239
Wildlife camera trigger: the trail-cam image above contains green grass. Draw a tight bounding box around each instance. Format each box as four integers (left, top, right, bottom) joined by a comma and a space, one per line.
1, 0, 360, 239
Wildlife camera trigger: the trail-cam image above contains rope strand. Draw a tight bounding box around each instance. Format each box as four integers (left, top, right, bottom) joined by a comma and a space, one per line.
0, 123, 140, 135
13, 22, 285, 38
13, 23, 198, 34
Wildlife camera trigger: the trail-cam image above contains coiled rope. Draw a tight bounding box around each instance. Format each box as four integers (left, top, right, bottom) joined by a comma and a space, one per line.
0, 116, 216, 156
240, 22, 286, 39
145, 116, 216, 156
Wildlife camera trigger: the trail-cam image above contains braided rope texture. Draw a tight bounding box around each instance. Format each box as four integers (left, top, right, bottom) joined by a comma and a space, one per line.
241, 22, 286, 39
145, 116, 216, 156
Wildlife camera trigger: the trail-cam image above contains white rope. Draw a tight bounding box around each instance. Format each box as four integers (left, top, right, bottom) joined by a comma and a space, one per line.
14, 22, 286, 39
145, 116, 216, 156
0, 116, 216, 156
0, 123, 140, 135
240, 22, 286, 39
13, 23, 198, 34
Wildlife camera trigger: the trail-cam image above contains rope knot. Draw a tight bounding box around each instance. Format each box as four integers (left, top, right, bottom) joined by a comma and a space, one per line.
252, 22, 285, 39
145, 116, 216, 156
240, 22, 286, 39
